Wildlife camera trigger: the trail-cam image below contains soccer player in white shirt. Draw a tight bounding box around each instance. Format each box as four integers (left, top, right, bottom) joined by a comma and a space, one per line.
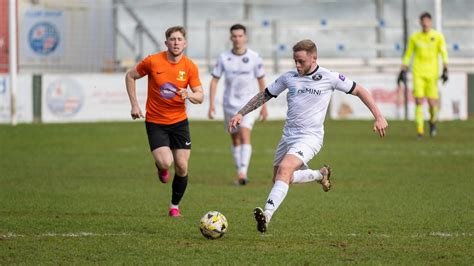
229, 40, 388, 233
208, 24, 268, 185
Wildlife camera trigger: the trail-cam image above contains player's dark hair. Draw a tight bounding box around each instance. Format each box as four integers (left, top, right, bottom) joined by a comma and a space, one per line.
165, 26, 186, 39
292, 39, 317, 55
230, 24, 247, 34
420, 12, 432, 20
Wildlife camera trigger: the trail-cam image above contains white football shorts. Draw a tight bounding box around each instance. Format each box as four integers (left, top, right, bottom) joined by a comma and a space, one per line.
224, 111, 258, 133
273, 134, 323, 169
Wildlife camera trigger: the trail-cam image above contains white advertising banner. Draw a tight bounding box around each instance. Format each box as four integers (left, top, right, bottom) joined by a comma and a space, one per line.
0, 74, 33, 123
41, 72, 467, 123
41, 73, 287, 123
42, 74, 147, 123
330, 73, 468, 121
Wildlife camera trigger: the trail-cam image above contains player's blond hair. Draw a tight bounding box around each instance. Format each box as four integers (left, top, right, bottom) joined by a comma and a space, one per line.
165, 26, 187, 40
292, 40, 317, 55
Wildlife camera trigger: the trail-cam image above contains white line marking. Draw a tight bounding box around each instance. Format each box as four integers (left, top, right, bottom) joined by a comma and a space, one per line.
0, 232, 130, 239
1, 231, 472, 239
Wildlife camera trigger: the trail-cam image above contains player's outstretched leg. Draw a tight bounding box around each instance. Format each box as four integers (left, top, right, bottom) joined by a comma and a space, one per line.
291, 165, 331, 192
253, 207, 268, 233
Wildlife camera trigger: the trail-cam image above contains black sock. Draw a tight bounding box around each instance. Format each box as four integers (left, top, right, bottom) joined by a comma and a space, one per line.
171, 174, 188, 206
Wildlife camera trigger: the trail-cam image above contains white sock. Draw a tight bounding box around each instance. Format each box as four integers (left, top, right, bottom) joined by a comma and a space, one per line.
239, 144, 252, 177
231, 145, 241, 171
169, 203, 179, 209
264, 180, 289, 222
291, 169, 322, 184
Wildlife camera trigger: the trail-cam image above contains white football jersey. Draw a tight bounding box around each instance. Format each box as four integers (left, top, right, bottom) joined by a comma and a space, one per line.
212, 49, 265, 114
267, 65, 356, 139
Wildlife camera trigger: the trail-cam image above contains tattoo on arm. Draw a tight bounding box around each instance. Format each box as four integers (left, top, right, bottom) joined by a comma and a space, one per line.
237, 90, 273, 116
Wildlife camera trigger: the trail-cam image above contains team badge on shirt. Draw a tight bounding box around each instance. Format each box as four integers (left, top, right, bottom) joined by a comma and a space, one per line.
312, 73, 322, 81
177, 71, 187, 81
242, 57, 249, 63
339, 73, 346, 81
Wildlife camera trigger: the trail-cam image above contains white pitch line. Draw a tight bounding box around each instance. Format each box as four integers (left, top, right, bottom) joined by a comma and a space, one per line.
41, 232, 131, 237
0, 232, 130, 239
1, 231, 472, 239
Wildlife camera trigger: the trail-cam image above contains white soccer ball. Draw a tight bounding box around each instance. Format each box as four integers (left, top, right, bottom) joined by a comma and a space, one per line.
199, 211, 228, 239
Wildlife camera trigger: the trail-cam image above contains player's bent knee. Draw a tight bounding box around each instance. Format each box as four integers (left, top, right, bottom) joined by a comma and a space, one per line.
155, 159, 172, 170
174, 163, 188, 176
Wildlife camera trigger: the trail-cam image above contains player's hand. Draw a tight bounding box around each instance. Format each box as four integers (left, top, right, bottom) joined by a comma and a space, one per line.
397, 70, 407, 85
228, 113, 243, 132
440, 67, 448, 84
131, 105, 144, 120
259, 105, 268, 121
208, 105, 215, 119
373, 117, 388, 138
178, 87, 190, 100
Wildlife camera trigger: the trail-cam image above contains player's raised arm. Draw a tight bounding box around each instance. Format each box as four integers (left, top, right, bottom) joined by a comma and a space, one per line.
351, 84, 388, 137
125, 68, 145, 120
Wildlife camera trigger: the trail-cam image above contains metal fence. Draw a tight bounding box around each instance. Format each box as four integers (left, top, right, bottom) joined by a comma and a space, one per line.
3, 0, 473, 73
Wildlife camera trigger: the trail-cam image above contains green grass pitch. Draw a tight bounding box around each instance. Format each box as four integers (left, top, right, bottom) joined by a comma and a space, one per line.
0, 119, 473, 264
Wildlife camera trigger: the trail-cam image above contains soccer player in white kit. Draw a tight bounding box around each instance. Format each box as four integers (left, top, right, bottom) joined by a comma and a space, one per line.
208, 24, 267, 185
229, 40, 388, 233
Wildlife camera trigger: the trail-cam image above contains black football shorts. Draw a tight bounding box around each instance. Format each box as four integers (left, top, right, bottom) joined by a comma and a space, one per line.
145, 119, 191, 151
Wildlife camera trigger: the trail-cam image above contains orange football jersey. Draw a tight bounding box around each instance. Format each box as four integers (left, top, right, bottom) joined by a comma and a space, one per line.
136, 51, 201, 124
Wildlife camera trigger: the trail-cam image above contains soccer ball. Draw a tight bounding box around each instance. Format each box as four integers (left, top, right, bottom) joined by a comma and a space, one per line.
199, 211, 228, 239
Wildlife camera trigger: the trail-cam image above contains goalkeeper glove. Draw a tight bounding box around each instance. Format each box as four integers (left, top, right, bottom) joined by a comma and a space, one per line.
440, 67, 448, 84
397, 70, 407, 85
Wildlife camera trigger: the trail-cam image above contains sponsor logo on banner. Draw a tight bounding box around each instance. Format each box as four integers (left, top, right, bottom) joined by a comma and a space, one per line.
23, 10, 64, 58
28, 22, 60, 55
46, 78, 84, 117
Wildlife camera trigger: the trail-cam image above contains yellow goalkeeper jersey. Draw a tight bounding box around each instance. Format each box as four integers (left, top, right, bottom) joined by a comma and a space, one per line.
402, 29, 448, 78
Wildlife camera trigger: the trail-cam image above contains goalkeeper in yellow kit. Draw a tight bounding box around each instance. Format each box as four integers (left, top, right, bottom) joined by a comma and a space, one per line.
398, 12, 448, 139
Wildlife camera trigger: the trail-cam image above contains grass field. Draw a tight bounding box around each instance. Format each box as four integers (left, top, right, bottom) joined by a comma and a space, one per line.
0, 119, 473, 264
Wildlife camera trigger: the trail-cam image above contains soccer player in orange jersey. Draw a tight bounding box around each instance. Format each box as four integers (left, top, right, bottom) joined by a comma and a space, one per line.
125, 26, 204, 217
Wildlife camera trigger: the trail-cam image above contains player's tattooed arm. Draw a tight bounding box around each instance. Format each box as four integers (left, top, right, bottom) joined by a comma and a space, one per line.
237, 89, 273, 116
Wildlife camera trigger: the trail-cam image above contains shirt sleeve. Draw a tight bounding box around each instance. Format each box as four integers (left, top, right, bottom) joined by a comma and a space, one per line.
438, 33, 449, 65
267, 72, 290, 97
211, 55, 224, 78
330, 71, 356, 94
402, 34, 415, 66
135, 55, 152, 76
188, 61, 202, 88
254, 55, 265, 79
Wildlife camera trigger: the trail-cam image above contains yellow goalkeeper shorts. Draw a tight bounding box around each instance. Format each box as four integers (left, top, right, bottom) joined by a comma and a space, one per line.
413, 75, 439, 99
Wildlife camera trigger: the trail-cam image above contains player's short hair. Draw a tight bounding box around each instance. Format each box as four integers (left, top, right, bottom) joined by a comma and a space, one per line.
230, 24, 247, 34
292, 39, 317, 55
165, 26, 186, 39
420, 12, 432, 20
